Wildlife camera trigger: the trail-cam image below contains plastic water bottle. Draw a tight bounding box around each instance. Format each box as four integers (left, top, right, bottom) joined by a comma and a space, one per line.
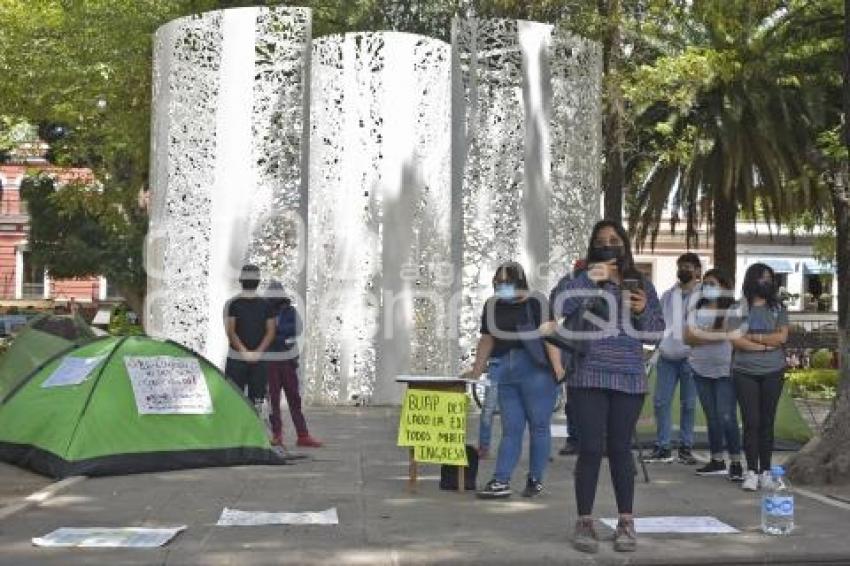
761, 465, 794, 535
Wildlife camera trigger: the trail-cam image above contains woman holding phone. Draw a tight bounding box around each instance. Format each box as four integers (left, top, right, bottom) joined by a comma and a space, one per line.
546, 220, 664, 554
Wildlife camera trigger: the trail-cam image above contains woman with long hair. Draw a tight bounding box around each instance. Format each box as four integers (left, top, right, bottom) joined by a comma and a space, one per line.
730, 263, 789, 491
467, 261, 564, 499
548, 220, 664, 554
684, 268, 743, 481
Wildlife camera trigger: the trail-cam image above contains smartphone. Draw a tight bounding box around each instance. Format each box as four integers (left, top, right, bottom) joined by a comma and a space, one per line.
623, 278, 641, 292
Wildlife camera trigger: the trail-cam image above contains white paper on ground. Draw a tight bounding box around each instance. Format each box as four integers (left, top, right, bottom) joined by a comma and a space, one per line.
32, 526, 186, 548
41, 356, 107, 388
550, 424, 568, 438
600, 516, 738, 534
216, 507, 339, 526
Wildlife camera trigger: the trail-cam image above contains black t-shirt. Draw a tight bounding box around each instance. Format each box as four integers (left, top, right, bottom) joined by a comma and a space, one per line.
480, 293, 553, 356
225, 295, 275, 352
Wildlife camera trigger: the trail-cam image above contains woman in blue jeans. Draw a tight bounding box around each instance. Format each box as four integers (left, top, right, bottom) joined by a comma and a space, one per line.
684, 268, 743, 480
467, 261, 564, 499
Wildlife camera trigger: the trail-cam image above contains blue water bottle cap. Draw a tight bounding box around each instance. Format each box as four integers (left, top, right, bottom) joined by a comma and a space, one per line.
771, 465, 785, 477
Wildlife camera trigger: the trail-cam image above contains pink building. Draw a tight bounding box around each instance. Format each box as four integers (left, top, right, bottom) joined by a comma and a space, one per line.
0, 160, 119, 308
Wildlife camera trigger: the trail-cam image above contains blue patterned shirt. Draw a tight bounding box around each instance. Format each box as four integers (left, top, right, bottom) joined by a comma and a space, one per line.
553, 271, 665, 394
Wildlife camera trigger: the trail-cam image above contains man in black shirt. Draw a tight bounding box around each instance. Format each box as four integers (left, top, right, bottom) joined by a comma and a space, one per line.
224, 264, 276, 406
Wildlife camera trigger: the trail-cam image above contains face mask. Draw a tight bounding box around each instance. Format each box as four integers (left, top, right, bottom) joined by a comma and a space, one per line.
495, 283, 516, 301
588, 245, 624, 263
756, 281, 775, 298
702, 285, 721, 301
677, 269, 694, 285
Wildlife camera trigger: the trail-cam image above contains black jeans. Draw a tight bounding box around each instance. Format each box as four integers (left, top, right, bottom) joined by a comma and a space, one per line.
565, 386, 580, 442
573, 387, 645, 516
225, 359, 268, 403
733, 370, 784, 473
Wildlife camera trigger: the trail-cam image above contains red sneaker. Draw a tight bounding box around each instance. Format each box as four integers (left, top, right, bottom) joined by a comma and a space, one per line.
296, 435, 323, 448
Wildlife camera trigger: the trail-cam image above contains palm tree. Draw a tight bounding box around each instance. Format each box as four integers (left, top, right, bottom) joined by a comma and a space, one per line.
625, 0, 833, 279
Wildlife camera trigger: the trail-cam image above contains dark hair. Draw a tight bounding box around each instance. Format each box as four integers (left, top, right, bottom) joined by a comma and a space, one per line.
702, 268, 733, 291
697, 267, 734, 329
677, 252, 702, 269
585, 220, 635, 273
492, 261, 529, 290
742, 263, 781, 308
239, 264, 260, 291
264, 280, 290, 312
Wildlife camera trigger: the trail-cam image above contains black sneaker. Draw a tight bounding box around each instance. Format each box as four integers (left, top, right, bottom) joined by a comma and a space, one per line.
696, 459, 727, 476
728, 461, 744, 482
477, 479, 511, 499
677, 447, 697, 465
521, 477, 544, 498
643, 446, 674, 463
559, 439, 579, 456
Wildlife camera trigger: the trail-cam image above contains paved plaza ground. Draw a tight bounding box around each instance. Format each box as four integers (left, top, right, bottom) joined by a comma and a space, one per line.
1, 407, 850, 565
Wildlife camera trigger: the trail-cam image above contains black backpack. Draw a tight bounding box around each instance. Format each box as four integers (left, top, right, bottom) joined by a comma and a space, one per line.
439, 445, 478, 491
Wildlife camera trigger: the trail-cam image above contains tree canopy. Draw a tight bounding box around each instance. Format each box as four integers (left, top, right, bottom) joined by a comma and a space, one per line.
623, 0, 842, 277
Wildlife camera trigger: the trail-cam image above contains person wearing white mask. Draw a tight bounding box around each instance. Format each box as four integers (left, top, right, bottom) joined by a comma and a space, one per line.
466, 262, 564, 499
684, 268, 743, 481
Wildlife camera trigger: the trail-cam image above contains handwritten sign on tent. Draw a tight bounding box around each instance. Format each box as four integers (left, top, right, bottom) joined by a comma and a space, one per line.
397, 389, 468, 466
125, 356, 212, 415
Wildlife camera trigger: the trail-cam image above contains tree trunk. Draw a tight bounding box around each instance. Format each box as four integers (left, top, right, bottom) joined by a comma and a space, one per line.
599, 0, 625, 223
787, 169, 850, 485
712, 184, 738, 281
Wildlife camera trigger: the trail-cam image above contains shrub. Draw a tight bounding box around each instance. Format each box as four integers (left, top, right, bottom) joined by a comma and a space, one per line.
811, 348, 834, 369
786, 369, 839, 399
108, 306, 143, 336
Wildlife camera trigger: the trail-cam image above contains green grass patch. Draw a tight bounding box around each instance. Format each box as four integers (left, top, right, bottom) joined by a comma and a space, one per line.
786, 369, 839, 399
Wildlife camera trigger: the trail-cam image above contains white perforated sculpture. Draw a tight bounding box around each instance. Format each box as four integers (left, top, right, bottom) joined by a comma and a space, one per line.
146, 6, 601, 405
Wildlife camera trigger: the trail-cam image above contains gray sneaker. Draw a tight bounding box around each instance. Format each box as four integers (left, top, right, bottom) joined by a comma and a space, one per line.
572, 518, 599, 554
613, 518, 637, 552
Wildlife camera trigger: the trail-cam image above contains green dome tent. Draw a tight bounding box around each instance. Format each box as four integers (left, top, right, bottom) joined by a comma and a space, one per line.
0, 335, 283, 478
0, 314, 97, 402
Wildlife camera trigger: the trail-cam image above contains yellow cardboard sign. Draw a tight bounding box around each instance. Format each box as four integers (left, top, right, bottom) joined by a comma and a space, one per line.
397, 389, 468, 466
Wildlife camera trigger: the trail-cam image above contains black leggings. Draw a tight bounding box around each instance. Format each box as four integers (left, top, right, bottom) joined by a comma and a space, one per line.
734, 370, 784, 473
573, 387, 645, 516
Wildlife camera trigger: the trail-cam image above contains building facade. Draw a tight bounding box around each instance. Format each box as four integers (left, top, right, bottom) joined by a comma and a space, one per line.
632, 220, 838, 314
0, 162, 119, 308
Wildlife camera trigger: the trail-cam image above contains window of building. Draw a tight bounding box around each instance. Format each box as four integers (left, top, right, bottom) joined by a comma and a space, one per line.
21, 251, 45, 299
803, 274, 834, 312
103, 279, 124, 300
